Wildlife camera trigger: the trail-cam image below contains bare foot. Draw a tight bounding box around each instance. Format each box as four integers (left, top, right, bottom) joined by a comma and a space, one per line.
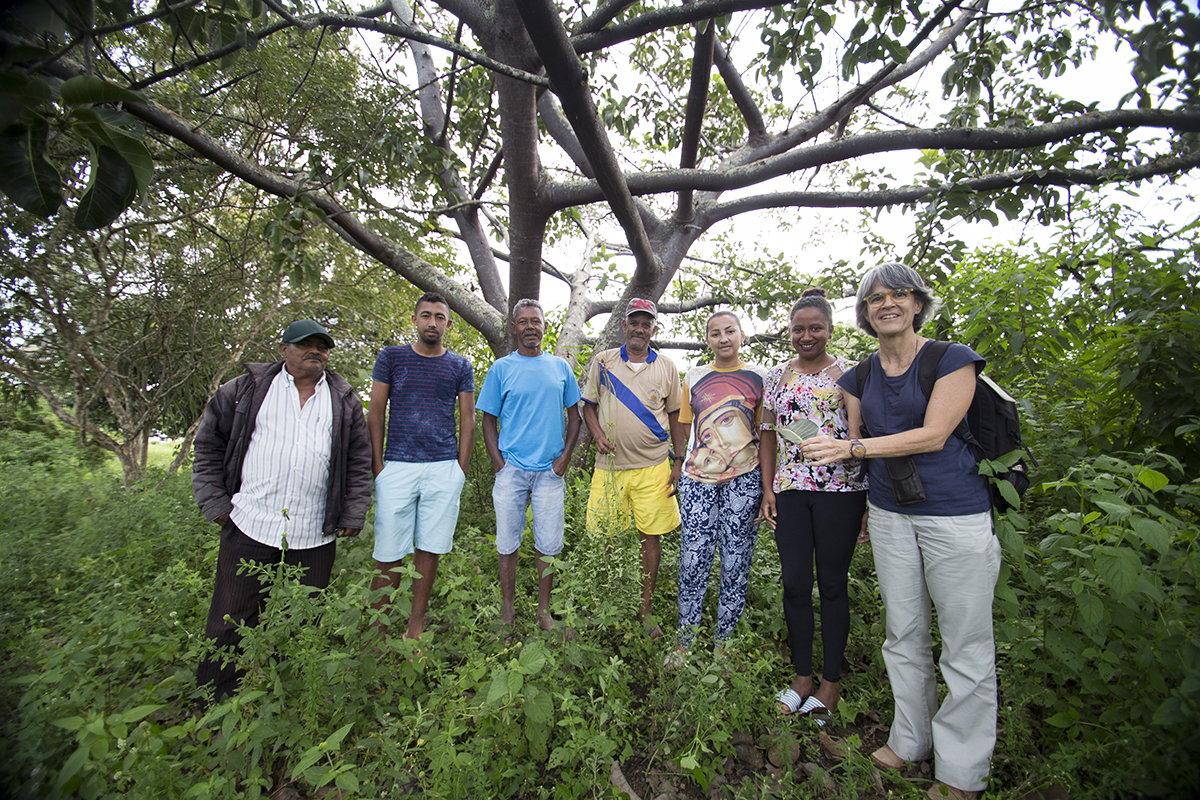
811, 680, 841, 714
644, 623, 663, 639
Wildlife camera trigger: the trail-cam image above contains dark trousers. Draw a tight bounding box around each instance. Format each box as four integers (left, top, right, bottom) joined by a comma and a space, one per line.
197, 520, 337, 702
774, 490, 867, 682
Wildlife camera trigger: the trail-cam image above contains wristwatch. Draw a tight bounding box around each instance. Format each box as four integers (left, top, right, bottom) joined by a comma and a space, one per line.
850, 439, 866, 459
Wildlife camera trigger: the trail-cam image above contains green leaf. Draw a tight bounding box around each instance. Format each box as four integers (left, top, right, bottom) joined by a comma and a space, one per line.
1092, 493, 1132, 517
335, 771, 360, 793
120, 704, 162, 723
679, 754, 700, 770
289, 746, 324, 780
0, 121, 64, 216
1093, 545, 1141, 598
0, 74, 50, 129
522, 686, 554, 725
518, 640, 547, 675
774, 418, 819, 445
54, 744, 90, 790
324, 722, 353, 750
70, 107, 153, 198
1130, 517, 1172, 555
74, 144, 137, 230
508, 668, 524, 697
486, 666, 509, 704
995, 518, 1023, 556
997, 479, 1021, 510
59, 75, 147, 107
52, 716, 86, 731
1046, 709, 1079, 728
1136, 467, 1169, 492
1075, 591, 1104, 629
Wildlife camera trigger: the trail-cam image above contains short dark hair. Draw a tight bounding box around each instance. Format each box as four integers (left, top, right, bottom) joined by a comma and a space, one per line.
415, 291, 450, 314
789, 287, 833, 327
854, 262, 942, 337
511, 298, 544, 323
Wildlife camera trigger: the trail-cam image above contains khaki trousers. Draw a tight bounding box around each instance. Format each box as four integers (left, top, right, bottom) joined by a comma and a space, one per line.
869, 504, 1001, 792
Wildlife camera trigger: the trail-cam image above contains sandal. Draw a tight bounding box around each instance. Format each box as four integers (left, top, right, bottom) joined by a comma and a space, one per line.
776, 688, 805, 715
797, 695, 831, 726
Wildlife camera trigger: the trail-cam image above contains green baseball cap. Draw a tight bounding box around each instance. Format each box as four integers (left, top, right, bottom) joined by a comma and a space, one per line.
280, 319, 335, 349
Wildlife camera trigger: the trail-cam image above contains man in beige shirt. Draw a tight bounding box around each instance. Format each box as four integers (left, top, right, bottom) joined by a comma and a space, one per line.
581, 299, 688, 637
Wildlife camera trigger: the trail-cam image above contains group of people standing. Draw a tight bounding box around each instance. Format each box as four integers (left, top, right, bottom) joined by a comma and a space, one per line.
191, 262, 999, 799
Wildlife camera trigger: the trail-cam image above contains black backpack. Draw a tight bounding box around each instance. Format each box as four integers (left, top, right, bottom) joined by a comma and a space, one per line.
854, 340, 1032, 512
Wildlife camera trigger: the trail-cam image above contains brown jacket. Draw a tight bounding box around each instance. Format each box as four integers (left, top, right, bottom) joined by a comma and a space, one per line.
191, 362, 372, 535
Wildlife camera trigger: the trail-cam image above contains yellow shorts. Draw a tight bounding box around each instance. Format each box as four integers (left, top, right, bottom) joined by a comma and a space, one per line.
587, 459, 681, 537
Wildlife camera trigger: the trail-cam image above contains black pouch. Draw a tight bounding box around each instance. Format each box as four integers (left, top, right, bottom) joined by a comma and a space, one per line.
883, 456, 926, 505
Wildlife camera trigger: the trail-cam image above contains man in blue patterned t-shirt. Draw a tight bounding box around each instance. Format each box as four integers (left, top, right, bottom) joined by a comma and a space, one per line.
367, 292, 475, 647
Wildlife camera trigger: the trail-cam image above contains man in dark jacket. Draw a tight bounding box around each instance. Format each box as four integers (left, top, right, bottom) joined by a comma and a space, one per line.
192, 319, 372, 702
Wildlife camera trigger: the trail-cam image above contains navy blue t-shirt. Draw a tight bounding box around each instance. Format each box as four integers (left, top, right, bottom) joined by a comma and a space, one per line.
372, 345, 474, 463
838, 342, 990, 516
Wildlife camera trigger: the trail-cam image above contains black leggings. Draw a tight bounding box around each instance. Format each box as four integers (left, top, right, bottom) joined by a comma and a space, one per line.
774, 490, 867, 683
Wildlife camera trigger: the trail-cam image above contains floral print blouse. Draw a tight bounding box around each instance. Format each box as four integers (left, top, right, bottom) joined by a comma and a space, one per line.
763, 356, 868, 494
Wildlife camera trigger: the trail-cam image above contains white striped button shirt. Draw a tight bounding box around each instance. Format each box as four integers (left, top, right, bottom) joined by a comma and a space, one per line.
230, 368, 334, 550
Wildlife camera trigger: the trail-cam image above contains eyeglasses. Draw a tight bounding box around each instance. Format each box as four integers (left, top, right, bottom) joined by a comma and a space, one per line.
865, 288, 913, 307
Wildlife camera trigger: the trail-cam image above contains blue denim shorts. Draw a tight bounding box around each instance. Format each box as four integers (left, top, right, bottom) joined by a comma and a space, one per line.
492, 462, 566, 556
373, 459, 466, 561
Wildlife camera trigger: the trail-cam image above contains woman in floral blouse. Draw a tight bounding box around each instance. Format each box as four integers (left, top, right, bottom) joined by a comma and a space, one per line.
760, 288, 868, 723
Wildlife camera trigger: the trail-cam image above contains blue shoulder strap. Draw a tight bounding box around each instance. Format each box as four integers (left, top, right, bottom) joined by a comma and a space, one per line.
600, 363, 668, 442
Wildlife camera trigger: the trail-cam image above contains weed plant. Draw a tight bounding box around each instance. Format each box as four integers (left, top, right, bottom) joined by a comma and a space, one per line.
2, 422, 1199, 799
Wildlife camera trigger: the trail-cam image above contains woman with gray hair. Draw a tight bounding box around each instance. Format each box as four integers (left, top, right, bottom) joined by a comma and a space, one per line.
801, 262, 999, 800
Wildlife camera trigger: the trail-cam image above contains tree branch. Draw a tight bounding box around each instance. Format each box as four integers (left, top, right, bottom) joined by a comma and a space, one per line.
428, 0, 489, 31
547, 109, 1200, 207
388, 0, 507, 312
713, 41, 766, 144
575, 0, 640, 34
700, 149, 1200, 224
515, 0, 661, 291
676, 14, 716, 224
100, 91, 507, 344
111, 10, 548, 91
572, 0, 791, 54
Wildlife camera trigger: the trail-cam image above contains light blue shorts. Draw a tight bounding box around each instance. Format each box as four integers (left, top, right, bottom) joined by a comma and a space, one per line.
492, 463, 566, 556
372, 459, 466, 561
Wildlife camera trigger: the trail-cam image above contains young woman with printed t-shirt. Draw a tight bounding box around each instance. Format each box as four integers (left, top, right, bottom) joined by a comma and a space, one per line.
759, 288, 868, 726
670, 311, 770, 661
802, 263, 999, 800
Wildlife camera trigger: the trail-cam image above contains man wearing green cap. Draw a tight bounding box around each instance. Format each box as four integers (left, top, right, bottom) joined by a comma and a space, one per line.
192, 319, 372, 703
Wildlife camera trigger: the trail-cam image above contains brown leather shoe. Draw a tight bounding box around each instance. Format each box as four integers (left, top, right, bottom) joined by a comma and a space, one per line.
870, 744, 906, 771
927, 782, 980, 800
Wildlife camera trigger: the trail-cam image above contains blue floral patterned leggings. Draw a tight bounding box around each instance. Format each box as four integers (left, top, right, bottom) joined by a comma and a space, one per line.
676, 469, 764, 648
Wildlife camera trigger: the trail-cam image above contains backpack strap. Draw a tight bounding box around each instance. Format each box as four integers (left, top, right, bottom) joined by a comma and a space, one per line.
853, 353, 875, 400
919, 340, 983, 456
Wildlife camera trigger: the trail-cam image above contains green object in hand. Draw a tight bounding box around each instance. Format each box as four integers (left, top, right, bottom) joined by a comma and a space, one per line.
775, 419, 820, 445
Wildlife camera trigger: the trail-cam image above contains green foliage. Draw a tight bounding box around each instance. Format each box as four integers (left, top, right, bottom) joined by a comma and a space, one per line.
0, 72, 151, 229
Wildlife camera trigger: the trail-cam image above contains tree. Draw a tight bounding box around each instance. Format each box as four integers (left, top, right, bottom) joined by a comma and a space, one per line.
1, 0, 1198, 360
0, 177, 303, 484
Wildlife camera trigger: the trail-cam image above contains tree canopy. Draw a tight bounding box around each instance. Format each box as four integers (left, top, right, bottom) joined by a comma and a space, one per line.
1, 0, 1198, 360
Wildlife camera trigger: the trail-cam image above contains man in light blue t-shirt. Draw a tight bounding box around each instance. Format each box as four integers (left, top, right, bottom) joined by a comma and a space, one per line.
477, 299, 582, 636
